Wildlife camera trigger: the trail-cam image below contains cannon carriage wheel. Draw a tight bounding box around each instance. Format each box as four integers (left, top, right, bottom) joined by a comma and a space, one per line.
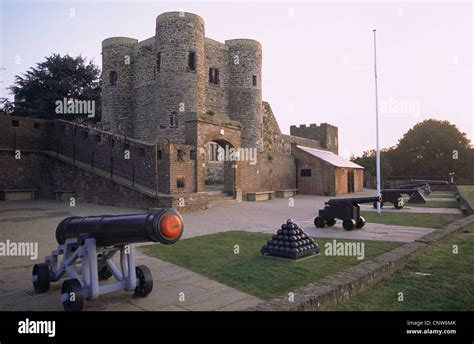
394, 196, 404, 209
373, 201, 384, 209
356, 216, 366, 229
342, 219, 356, 231
134, 265, 153, 297
32, 263, 51, 293
61, 278, 84, 312
314, 217, 326, 228
98, 265, 113, 280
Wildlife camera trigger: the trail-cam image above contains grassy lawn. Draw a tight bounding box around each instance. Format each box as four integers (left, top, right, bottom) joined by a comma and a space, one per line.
457, 185, 474, 206
361, 211, 456, 229
424, 192, 456, 199
406, 200, 460, 208
331, 223, 474, 311
141, 231, 400, 300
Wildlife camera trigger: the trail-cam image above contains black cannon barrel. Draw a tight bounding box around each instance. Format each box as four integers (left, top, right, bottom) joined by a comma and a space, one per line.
56, 208, 184, 246
326, 196, 381, 205
383, 189, 418, 194
398, 183, 428, 189
409, 180, 448, 185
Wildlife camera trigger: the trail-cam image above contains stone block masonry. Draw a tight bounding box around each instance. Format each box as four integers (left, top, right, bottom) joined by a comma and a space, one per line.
0, 149, 208, 213
0, 115, 48, 152
0, 115, 208, 213
102, 12, 263, 150
46, 120, 158, 190
290, 123, 339, 155
99, 11, 353, 199
0, 11, 358, 211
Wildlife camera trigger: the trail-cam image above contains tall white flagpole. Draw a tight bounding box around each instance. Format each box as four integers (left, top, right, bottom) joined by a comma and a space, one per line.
373, 29, 381, 215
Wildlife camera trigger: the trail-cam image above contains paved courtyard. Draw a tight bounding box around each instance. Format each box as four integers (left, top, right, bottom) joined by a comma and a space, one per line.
0, 190, 462, 311
0, 251, 261, 311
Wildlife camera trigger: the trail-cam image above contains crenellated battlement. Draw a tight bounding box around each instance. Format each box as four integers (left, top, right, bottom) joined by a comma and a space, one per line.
290, 122, 338, 154
101, 11, 263, 149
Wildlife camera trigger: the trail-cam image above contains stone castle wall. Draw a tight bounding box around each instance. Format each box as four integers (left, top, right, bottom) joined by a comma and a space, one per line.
101, 12, 263, 150
0, 115, 210, 212
0, 11, 349, 210
46, 120, 159, 191
290, 123, 339, 154
205, 38, 230, 117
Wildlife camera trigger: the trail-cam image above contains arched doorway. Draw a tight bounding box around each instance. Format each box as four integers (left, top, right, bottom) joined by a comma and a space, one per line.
204, 139, 237, 196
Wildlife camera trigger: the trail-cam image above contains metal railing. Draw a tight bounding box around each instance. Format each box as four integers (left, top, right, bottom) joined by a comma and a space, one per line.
0, 133, 161, 196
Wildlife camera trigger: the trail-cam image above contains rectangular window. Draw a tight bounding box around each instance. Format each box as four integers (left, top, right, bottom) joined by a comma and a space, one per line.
157, 150, 162, 160
177, 176, 185, 189
188, 51, 196, 71
33, 122, 40, 129
301, 169, 312, 177
156, 52, 161, 72
109, 71, 117, 86
11, 120, 19, 127
177, 149, 185, 161
169, 112, 179, 128
190, 150, 196, 160
252, 75, 257, 87
209, 68, 219, 85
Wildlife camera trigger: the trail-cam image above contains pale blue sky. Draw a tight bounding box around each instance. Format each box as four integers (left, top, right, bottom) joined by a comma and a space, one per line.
0, 0, 472, 156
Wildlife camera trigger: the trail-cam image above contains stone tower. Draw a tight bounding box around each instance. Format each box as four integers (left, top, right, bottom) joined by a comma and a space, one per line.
226, 39, 263, 150
101, 37, 138, 134
155, 12, 207, 144
101, 11, 264, 150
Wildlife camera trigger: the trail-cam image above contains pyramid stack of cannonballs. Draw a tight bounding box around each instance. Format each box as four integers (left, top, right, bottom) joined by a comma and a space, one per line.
261, 219, 320, 260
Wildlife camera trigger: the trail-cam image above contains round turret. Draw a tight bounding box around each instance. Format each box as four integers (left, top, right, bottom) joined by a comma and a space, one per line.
154, 12, 206, 143
226, 39, 263, 150
101, 37, 138, 134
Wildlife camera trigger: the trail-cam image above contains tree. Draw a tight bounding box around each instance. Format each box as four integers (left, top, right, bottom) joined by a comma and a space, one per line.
391, 119, 471, 178
351, 148, 394, 179
6, 54, 101, 120
0, 97, 14, 115
351, 119, 473, 182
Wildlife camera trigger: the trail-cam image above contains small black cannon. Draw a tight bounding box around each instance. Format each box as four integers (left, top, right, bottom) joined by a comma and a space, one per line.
32, 208, 184, 311
398, 182, 431, 195
408, 179, 450, 192
374, 189, 426, 209
314, 196, 380, 231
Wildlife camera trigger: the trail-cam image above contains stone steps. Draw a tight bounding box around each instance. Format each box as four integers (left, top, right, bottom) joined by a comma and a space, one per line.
42, 150, 168, 199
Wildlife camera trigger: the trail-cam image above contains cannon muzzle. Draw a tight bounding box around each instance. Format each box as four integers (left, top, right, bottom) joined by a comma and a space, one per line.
56, 208, 184, 246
